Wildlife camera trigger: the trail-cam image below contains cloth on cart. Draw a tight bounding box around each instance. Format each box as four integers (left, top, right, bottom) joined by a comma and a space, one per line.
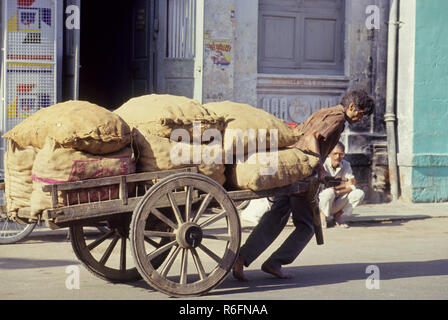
3, 100, 131, 155
30, 138, 135, 216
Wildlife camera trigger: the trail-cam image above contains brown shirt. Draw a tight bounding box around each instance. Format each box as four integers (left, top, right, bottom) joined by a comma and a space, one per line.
293, 105, 347, 161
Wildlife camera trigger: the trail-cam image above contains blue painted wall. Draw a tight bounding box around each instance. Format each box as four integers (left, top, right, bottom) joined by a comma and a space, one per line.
412, 0, 448, 201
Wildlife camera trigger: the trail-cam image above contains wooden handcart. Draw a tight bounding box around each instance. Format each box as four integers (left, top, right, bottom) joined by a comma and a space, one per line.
1, 167, 323, 297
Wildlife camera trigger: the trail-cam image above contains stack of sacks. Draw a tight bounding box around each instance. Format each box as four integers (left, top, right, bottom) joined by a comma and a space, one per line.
203, 101, 319, 191
204, 101, 302, 157
114, 94, 227, 185
30, 138, 135, 215
3, 100, 131, 154
2, 100, 134, 217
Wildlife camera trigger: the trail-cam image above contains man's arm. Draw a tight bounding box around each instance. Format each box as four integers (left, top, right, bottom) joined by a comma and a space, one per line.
334, 161, 357, 196
333, 178, 356, 196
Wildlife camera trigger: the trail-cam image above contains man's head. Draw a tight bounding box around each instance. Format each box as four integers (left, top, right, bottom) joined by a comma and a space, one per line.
341, 90, 375, 124
329, 142, 345, 168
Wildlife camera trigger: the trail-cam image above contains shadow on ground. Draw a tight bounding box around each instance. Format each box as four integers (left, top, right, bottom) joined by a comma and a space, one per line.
340, 217, 431, 228
0, 257, 77, 269
2, 227, 110, 244
347, 214, 431, 226
122, 259, 448, 298
206, 259, 448, 297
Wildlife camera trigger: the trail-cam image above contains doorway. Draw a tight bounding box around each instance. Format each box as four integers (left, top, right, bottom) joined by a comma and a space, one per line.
78, 0, 155, 110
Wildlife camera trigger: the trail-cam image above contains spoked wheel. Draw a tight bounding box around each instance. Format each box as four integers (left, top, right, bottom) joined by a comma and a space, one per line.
130, 172, 241, 297
0, 214, 36, 244
211, 200, 250, 214
70, 214, 143, 283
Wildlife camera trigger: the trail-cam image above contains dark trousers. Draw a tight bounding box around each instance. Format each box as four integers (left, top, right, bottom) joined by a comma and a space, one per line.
239, 194, 315, 268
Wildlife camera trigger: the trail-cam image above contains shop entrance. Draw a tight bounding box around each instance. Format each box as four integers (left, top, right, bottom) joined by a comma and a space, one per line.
78, 0, 155, 109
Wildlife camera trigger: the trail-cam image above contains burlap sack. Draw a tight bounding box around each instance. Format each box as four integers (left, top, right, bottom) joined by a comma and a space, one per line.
203, 101, 302, 156
133, 125, 226, 185
2, 100, 131, 155
3, 140, 36, 213
30, 139, 135, 216
114, 94, 225, 138
227, 147, 320, 191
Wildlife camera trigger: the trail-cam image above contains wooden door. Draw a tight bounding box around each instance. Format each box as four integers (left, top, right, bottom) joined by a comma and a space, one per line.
156, 0, 201, 99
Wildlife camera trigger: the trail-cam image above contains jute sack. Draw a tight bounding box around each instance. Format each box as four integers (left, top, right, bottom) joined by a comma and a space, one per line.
3, 140, 36, 213
133, 125, 226, 185
30, 139, 135, 216
203, 101, 302, 156
227, 147, 320, 191
2, 100, 131, 155
114, 94, 225, 138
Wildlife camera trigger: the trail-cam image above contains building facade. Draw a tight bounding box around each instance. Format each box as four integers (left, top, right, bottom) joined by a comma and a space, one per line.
3, 0, 445, 203
201, 0, 391, 203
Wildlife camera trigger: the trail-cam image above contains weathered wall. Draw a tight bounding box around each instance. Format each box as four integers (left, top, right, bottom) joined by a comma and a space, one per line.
342, 0, 390, 203
344, 0, 388, 136
202, 0, 235, 103
202, 0, 258, 106
233, 0, 258, 107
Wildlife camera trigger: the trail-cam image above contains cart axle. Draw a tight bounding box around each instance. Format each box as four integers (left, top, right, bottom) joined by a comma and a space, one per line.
177, 222, 203, 249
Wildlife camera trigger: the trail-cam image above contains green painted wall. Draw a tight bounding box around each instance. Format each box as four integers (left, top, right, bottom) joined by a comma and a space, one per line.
412, 0, 448, 201
414, 0, 448, 154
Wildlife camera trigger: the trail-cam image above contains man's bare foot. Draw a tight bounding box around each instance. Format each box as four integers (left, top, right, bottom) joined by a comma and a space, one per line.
232, 255, 248, 281
261, 262, 293, 279
333, 210, 349, 228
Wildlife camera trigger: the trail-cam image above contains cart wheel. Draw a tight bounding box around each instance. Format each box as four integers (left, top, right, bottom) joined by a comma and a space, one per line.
130, 172, 241, 297
0, 214, 36, 244
70, 215, 144, 283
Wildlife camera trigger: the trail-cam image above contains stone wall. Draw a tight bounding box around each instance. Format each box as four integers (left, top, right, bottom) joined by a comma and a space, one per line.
202, 0, 235, 103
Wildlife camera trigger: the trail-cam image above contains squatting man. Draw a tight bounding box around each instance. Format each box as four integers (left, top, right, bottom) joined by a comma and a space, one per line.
319, 141, 365, 228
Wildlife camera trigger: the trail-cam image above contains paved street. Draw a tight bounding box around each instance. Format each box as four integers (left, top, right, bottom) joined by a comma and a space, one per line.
1, 206, 447, 300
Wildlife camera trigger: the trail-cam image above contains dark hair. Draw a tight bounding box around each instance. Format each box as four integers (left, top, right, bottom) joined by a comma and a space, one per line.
341, 89, 375, 116
334, 141, 345, 152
